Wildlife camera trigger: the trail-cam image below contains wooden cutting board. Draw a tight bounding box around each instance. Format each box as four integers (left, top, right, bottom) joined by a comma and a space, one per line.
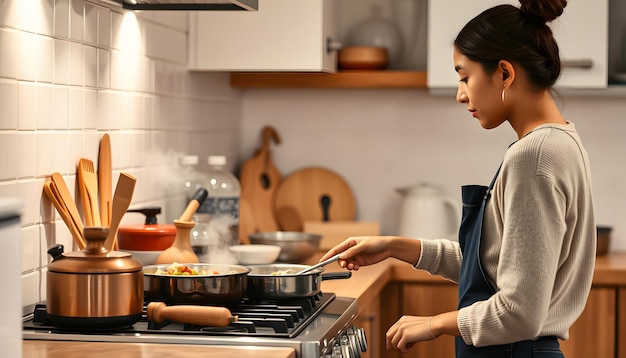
239, 126, 282, 243
274, 167, 356, 232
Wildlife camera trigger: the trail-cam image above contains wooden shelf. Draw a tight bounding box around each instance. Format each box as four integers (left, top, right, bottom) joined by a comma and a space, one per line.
229, 71, 427, 89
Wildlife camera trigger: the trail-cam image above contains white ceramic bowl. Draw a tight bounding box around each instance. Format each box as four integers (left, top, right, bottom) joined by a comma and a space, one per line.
124, 250, 163, 266
228, 244, 281, 265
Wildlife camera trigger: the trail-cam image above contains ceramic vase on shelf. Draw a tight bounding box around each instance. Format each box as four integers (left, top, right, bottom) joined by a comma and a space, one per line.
391, 0, 428, 71
347, 4, 404, 69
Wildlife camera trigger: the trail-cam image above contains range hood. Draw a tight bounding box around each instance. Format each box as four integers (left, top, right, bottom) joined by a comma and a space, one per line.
111, 0, 258, 11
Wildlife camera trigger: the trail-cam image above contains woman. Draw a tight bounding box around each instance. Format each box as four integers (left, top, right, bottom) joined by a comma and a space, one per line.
318, 0, 596, 356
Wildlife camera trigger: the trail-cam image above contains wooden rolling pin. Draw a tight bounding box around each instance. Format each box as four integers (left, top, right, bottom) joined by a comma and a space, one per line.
147, 302, 235, 327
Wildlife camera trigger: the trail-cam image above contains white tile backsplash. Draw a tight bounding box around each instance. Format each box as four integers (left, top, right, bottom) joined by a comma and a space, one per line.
53, 86, 69, 129
54, 0, 69, 38
2, 0, 242, 311
54, 39, 70, 84
98, 7, 111, 48
68, 41, 83, 86
21, 225, 40, 272
0, 79, 18, 129
18, 82, 37, 130
84, 2, 97, 45
84, 44, 97, 87
36, 84, 54, 129
69, 0, 83, 41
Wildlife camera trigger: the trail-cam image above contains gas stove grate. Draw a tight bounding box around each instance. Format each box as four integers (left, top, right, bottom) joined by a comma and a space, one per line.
23, 292, 336, 339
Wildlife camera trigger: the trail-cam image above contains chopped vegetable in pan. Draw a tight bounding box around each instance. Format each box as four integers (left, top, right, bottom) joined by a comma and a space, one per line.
154, 262, 220, 276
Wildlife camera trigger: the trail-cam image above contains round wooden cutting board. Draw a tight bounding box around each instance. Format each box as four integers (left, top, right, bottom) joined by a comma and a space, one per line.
274, 167, 356, 231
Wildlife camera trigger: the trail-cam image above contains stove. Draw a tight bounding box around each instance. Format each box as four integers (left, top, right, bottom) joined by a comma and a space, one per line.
23, 292, 367, 358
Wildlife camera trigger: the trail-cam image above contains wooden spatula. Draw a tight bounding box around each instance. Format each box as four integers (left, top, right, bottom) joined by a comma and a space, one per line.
104, 172, 136, 252
98, 134, 112, 227
43, 180, 85, 249
77, 158, 101, 226
50, 172, 85, 246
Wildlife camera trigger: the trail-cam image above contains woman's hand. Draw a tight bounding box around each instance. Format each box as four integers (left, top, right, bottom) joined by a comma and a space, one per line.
318, 236, 393, 271
319, 236, 422, 270
386, 315, 438, 353
386, 311, 460, 353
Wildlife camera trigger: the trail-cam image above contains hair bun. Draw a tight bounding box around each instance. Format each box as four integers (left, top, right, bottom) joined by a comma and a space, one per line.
519, 0, 567, 23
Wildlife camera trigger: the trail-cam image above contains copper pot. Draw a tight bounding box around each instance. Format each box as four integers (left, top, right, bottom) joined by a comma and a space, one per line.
46, 227, 144, 329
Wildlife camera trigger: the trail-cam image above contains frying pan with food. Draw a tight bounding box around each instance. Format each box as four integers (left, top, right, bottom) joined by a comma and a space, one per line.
245, 264, 352, 300
143, 263, 250, 306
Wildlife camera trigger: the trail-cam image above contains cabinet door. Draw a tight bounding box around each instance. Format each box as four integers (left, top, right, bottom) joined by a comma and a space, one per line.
428, 0, 608, 89
399, 283, 458, 358
189, 0, 339, 72
559, 287, 616, 358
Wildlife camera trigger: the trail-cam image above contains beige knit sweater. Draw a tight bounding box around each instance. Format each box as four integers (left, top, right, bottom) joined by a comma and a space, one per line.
415, 122, 596, 347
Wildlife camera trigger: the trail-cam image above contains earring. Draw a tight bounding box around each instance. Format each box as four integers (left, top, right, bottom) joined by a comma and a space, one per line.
501, 87, 506, 105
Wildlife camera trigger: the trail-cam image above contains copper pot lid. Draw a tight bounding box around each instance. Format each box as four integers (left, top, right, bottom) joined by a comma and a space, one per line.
48, 227, 143, 274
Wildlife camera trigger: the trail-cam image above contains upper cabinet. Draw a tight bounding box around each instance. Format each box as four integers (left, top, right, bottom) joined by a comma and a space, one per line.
188, 0, 340, 72
427, 0, 609, 89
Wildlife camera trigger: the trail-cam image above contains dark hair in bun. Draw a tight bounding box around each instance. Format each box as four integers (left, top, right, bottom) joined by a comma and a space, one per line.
520, 0, 567, 23
454, 0, 567, 89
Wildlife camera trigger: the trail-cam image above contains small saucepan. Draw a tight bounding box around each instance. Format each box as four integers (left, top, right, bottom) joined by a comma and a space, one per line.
143, 263, 250, 306
245, 264, 352, 300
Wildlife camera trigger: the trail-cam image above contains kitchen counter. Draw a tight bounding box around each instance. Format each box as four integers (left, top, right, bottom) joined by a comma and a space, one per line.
23, 253, 626, 357
317, 252, 626, 306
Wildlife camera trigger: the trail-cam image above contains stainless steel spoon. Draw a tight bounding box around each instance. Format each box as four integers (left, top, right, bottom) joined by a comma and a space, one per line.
297, 254, 341, 275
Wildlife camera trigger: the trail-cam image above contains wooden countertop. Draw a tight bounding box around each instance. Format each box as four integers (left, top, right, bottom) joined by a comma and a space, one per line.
319, 252, 626, 306
24, 252, 626, 356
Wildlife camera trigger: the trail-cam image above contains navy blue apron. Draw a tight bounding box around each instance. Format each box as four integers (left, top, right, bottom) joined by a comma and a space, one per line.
455, 165, 563, 358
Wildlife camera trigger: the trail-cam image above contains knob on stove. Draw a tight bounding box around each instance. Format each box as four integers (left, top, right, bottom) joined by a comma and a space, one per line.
327, 326, 367, 358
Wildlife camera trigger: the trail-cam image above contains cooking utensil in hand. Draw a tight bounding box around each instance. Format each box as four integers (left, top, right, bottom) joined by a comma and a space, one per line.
43, 180, 85, 249
297, 254, 340, 275
98, 134, 112, 227
104, 172, 137, 252
77, 158, 101, 226
147, 302, 235, 327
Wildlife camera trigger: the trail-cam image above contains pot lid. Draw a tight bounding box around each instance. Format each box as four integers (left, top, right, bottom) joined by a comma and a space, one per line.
48, 227, 143, 274
118, 224, 176, 236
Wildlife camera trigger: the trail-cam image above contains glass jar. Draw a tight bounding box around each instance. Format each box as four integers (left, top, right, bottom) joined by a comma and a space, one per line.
190, 213, 211, 259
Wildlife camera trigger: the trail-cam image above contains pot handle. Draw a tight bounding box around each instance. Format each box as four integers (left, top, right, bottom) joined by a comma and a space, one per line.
47, 244, 64, 261
321, 271, 352, 280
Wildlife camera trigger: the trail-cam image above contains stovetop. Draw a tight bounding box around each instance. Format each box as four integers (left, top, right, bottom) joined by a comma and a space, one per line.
23, 292, 335, 339
23, 292, 360, 358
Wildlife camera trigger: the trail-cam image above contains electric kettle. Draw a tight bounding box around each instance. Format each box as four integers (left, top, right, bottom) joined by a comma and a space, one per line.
396, 183, 461, 240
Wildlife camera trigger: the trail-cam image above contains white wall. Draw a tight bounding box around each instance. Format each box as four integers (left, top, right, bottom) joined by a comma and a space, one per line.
239, 89, 626, 252
0, 0, 242, 311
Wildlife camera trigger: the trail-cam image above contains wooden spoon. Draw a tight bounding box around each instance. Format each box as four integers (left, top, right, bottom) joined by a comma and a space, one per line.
98, 134, 112, 227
